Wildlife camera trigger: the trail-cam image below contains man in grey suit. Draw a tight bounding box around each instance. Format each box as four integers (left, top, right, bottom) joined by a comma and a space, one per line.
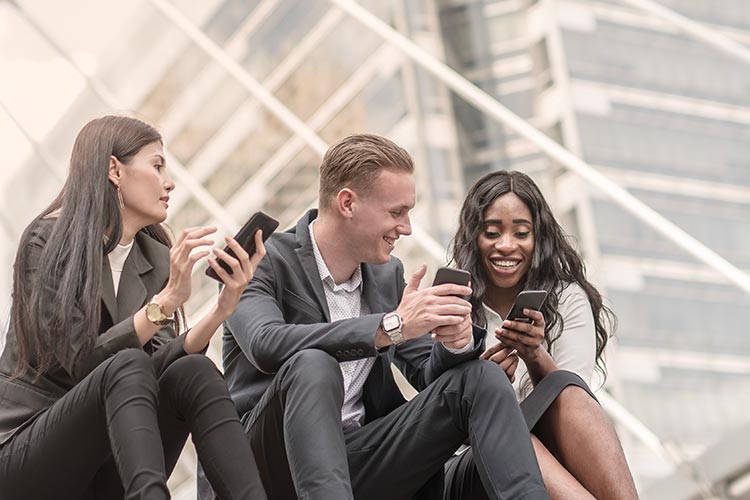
220, 135, 550, 500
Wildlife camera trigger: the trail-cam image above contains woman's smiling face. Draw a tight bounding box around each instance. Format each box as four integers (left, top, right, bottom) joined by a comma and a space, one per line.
476, 192, 535, 297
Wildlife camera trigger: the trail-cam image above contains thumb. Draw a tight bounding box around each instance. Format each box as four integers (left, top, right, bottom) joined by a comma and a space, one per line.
404, 264, 427, 295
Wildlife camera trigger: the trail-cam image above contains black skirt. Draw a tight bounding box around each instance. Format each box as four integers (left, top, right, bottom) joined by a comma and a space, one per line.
519, 369, 598, 431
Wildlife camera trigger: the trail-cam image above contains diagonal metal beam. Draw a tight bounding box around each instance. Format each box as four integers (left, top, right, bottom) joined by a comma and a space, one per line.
616, 0, 750, 64
328, 0, 750, 295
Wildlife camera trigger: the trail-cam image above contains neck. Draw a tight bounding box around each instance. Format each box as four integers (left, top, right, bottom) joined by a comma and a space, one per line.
119, 215, 141, 246
313, 214, 360, 285
484, 282, 525, 319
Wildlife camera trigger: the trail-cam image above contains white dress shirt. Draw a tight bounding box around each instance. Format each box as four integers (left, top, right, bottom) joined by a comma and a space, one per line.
309, 222, 376, 429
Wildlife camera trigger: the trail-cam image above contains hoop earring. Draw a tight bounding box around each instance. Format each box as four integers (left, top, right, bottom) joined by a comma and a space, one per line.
117, 186, 125, 210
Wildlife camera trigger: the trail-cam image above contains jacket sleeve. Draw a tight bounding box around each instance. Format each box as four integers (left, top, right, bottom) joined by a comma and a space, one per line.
24, 227, 186, 381
225, 250, 383, 375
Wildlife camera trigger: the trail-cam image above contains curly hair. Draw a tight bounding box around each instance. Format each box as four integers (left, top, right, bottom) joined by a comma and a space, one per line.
450, 170, 614, 378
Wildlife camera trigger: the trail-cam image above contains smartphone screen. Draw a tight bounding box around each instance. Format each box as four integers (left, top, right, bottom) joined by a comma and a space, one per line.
205, 211, 279, 283
506, 290, 548, 323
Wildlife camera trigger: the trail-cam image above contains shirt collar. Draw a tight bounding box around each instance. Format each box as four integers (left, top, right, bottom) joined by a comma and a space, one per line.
308, 220, 363, 293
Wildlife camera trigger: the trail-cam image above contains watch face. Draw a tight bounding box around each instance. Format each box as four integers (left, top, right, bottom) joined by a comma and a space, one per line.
147, 302, 165, 322
383, 314, 400, 331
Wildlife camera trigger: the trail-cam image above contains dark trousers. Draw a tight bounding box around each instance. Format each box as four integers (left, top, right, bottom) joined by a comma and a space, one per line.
242, 349, 549, 500
0, 348, 265, 500
444, 370, 598, 500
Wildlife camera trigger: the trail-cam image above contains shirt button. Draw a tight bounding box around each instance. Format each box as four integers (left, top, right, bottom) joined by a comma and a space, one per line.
357, 349, 364, 356
336, 350, 343, 357
343, 350, 351, 358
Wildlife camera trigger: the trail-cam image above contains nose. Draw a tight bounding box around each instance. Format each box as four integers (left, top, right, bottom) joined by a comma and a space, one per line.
164, 171, 175, 193
399, 215, 412, 236
493, 233, 515, 252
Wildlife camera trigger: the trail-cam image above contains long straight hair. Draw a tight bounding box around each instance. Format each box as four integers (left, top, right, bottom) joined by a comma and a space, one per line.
11, 115, 178, 377
450, 170, 615, 379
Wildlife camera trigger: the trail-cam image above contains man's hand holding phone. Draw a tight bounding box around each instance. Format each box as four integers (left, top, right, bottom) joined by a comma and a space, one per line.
377, 265, 473, 349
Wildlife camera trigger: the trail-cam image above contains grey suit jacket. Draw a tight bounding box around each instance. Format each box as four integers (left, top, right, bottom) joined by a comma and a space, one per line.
0, 218, 188, 445
222, 209, 485, 422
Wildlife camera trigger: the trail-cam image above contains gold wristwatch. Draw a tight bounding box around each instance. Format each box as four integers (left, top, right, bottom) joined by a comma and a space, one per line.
145, 296, 174, 326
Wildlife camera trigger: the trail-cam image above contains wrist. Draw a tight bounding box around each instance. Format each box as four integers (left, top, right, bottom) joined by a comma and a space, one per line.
154, 290, 180, 317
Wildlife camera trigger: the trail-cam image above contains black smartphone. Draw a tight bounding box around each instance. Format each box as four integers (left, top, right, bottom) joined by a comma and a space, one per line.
205, 211, 279, 283
506, 290, 548, 323
432, 267, 471, 287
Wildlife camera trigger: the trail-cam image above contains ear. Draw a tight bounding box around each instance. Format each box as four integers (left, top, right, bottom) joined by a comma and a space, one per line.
336, 188, 356, 219
108, 155, 122, 187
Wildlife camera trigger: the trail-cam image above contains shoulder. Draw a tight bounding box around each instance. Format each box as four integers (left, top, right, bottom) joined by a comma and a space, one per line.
556, 282, 591, 311
135, 229, 170, 265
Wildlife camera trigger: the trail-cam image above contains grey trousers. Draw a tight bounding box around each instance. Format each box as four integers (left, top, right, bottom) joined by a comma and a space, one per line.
207, 349, 549, 500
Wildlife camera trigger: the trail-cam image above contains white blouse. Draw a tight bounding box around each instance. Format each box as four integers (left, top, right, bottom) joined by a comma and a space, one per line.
107, 240, 134, 297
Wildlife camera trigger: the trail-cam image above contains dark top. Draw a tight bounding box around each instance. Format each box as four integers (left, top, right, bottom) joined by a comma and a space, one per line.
0, 218, 188, 445
222, 209, 485, 422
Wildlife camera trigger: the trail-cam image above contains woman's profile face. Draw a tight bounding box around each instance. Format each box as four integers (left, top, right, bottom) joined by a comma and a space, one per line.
117, 141, 174, 228
476, 192, 535, 296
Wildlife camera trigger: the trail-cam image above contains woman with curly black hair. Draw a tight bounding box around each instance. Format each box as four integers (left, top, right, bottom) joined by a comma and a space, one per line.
445, 170, 638, 500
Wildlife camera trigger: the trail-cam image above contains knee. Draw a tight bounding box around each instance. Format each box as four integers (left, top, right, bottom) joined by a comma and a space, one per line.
280, 349, 343, 395
161, 354, 221, 386
101, 348, 157, 396
452, 359, 517, 402
555, 382, 596, 412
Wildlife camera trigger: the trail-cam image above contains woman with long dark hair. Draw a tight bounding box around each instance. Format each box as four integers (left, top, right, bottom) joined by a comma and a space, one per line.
0, 115, 266, 499
445, 170, 638, 499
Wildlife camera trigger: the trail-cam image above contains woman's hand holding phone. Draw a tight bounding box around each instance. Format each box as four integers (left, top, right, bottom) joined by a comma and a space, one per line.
210, 230, 267, 318
495, 308, 546, 363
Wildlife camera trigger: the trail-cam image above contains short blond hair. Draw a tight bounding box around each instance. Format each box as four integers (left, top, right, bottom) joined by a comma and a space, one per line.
319, 134, 414, 209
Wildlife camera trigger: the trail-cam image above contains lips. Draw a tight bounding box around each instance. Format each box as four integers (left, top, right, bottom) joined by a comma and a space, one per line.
488, 257, 522, 274
160, 196, 170, 207
383, 236, 397, 246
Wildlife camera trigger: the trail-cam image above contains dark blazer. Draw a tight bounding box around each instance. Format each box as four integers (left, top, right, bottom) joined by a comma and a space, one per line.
0, 218, 188, 445
222, 209, 485, 421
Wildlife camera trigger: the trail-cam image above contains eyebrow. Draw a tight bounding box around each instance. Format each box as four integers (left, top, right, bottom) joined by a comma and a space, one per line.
483, 218, 532, 225
152, 154, 166, 164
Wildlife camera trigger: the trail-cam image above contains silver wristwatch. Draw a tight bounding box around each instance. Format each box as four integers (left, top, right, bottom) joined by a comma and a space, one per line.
381, 311, 405, 346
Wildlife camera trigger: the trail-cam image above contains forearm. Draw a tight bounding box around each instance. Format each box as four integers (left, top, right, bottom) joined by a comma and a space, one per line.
524, 348, 559, 386
183, 305, 228, 354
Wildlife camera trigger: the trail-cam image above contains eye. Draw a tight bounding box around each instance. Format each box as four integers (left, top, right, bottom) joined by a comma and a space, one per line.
390, 210, 403, 217
483, 230, 500, 238
515, 231, 530, 238
154, 163, 163, 171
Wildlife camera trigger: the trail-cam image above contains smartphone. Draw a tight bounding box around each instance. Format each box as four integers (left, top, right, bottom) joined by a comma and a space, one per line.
432, 267, 471, 287
506, 290, 548, 323
205, 211, 279, 283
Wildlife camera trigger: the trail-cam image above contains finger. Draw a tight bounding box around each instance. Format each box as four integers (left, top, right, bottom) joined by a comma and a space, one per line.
186, 250, 211, 269
404, 264, 427, 295
480, 342, 508, 359
432, 303, 472, 317
213, 248, 241, 273
523, 308, 545, 326
249, 231, 267, 266
224, 236, 250, 262
175, 226, 203, 245
207, 257, 232, 283
502, 319, 535, 336
432, 283, 472, 297
498, 329, 539, 348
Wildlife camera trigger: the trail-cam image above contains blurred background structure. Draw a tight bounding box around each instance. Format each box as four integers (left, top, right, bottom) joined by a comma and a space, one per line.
1, 0, 749, 498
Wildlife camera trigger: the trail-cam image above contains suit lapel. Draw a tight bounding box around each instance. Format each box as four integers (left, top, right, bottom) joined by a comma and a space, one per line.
361, 264, 385, 315
116, 239, 152, 323
294, 212, 331, 322
101, 256, 118, 322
